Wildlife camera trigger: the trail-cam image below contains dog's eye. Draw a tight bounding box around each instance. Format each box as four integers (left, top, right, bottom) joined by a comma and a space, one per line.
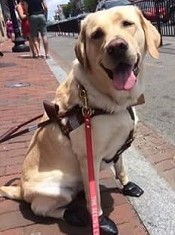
122, 20, 134, 27
91, 28, 104, 39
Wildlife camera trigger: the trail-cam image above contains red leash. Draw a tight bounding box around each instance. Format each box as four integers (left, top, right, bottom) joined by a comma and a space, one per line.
79, 85, 100, 235
84, 112, 100, 235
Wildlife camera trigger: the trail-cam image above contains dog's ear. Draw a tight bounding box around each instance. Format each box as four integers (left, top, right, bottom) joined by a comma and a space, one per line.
75, 19, 89, 69
138, 8, 161, 59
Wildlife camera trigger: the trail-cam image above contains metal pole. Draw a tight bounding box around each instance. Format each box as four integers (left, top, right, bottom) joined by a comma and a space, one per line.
7, 0, 30, 52
155, 0, 163, 46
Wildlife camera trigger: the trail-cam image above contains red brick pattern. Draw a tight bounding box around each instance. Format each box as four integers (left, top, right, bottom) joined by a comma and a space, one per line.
0, 42, 148, 234
135, 122, 175, 189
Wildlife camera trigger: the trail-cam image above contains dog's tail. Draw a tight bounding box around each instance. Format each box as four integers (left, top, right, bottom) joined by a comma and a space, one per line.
0, 186, 22, 200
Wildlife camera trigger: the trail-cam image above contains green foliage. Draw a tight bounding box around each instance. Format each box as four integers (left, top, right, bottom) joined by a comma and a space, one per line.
63, 4, 71, 18
84, 0, 98, 12
63, 1, 79, 18
63, 0, 98, 18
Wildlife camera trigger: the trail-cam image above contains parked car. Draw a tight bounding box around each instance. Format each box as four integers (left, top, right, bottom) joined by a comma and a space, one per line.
96, 0, 132, 11
95, 0, 167, 22
96, 0, 175, 24
136, 0, 175, 23
136, 0, 169, 23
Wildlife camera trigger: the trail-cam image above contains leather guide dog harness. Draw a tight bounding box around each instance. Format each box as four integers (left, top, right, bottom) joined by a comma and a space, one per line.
102, 107, 135, 164
44, 99, 135, 164
0, 85, 136, 162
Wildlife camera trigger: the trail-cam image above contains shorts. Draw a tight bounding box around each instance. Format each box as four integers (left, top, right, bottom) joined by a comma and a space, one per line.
29, 14, 47, 37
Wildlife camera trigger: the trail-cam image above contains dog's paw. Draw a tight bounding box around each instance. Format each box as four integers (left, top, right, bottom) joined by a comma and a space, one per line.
63, 203, 90, 227
99, 215, 118, 234
123, 181, 144, 197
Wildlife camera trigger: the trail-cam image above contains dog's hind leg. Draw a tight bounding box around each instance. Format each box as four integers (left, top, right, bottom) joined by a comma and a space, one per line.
31, 193, 72, 219
0, 186, 22, 200
113, 154, 144, 197
31, 194, 90, 227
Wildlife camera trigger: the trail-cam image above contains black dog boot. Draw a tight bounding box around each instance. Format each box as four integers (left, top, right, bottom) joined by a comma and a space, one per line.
99, 215, 118, 234
63, 202, 90, 227
123, 181, 144, 197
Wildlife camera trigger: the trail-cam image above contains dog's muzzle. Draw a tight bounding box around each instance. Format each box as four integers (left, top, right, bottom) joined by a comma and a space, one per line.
100, 38, 140, 91
100, 57, 139, 80
100, 57, 140, 91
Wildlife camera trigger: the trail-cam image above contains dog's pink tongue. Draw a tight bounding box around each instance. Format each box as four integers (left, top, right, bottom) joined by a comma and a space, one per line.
112, 70, 136, 91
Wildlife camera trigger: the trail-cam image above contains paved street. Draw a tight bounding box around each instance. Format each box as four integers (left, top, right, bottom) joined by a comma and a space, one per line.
0, 34, 175, 235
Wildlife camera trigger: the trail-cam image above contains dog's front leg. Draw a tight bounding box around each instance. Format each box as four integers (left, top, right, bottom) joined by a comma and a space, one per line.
113, 154, 144, 197
79, 157, 102, 216
63, 156, 102, 227
79, 157, 118, 234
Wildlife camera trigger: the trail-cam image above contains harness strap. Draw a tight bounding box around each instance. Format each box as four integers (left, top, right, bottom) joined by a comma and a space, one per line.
0, 116, 51, 144
0, 100, 136, 148
43, 100, 108, 136
0, 101, 108, 143
61, 106, 107, 136
43, 100, 59, 121
0, 101, 60, 144
103, 107, 135, 164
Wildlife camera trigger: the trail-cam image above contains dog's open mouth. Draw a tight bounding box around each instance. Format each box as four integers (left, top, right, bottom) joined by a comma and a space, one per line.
100, 59, 139, 91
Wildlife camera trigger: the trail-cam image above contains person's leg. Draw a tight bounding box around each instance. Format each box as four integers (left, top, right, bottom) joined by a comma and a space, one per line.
42, 35, 49, 58
32, 37, 40, 57
29, 15, 40, 58
38, 14, 49, 58
37, 35, 41, 55
27, 34, 36, 57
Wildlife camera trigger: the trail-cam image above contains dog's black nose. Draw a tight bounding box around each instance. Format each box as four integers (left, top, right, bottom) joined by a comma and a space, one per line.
106, 38, 128, 57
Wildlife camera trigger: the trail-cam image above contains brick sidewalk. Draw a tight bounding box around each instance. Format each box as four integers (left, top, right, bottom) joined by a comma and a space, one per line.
0, 41, 148, 235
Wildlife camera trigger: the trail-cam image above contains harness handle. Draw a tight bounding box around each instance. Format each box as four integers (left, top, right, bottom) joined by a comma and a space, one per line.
0, 114, 44, 144
0, 116, 53, 144
0, 101, 61, 144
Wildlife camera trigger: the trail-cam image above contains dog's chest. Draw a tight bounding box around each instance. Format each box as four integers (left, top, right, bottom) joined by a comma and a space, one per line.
70, 109, 136, 160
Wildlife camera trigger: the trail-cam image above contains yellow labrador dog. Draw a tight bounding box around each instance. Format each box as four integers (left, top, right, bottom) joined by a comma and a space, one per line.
0, 6, 160, 234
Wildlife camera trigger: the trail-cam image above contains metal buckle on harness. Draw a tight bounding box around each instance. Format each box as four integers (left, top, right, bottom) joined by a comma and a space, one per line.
78, 85, 92, 117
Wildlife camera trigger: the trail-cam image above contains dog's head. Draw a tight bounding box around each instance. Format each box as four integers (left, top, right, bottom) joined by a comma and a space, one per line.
75, 6, 160, 93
